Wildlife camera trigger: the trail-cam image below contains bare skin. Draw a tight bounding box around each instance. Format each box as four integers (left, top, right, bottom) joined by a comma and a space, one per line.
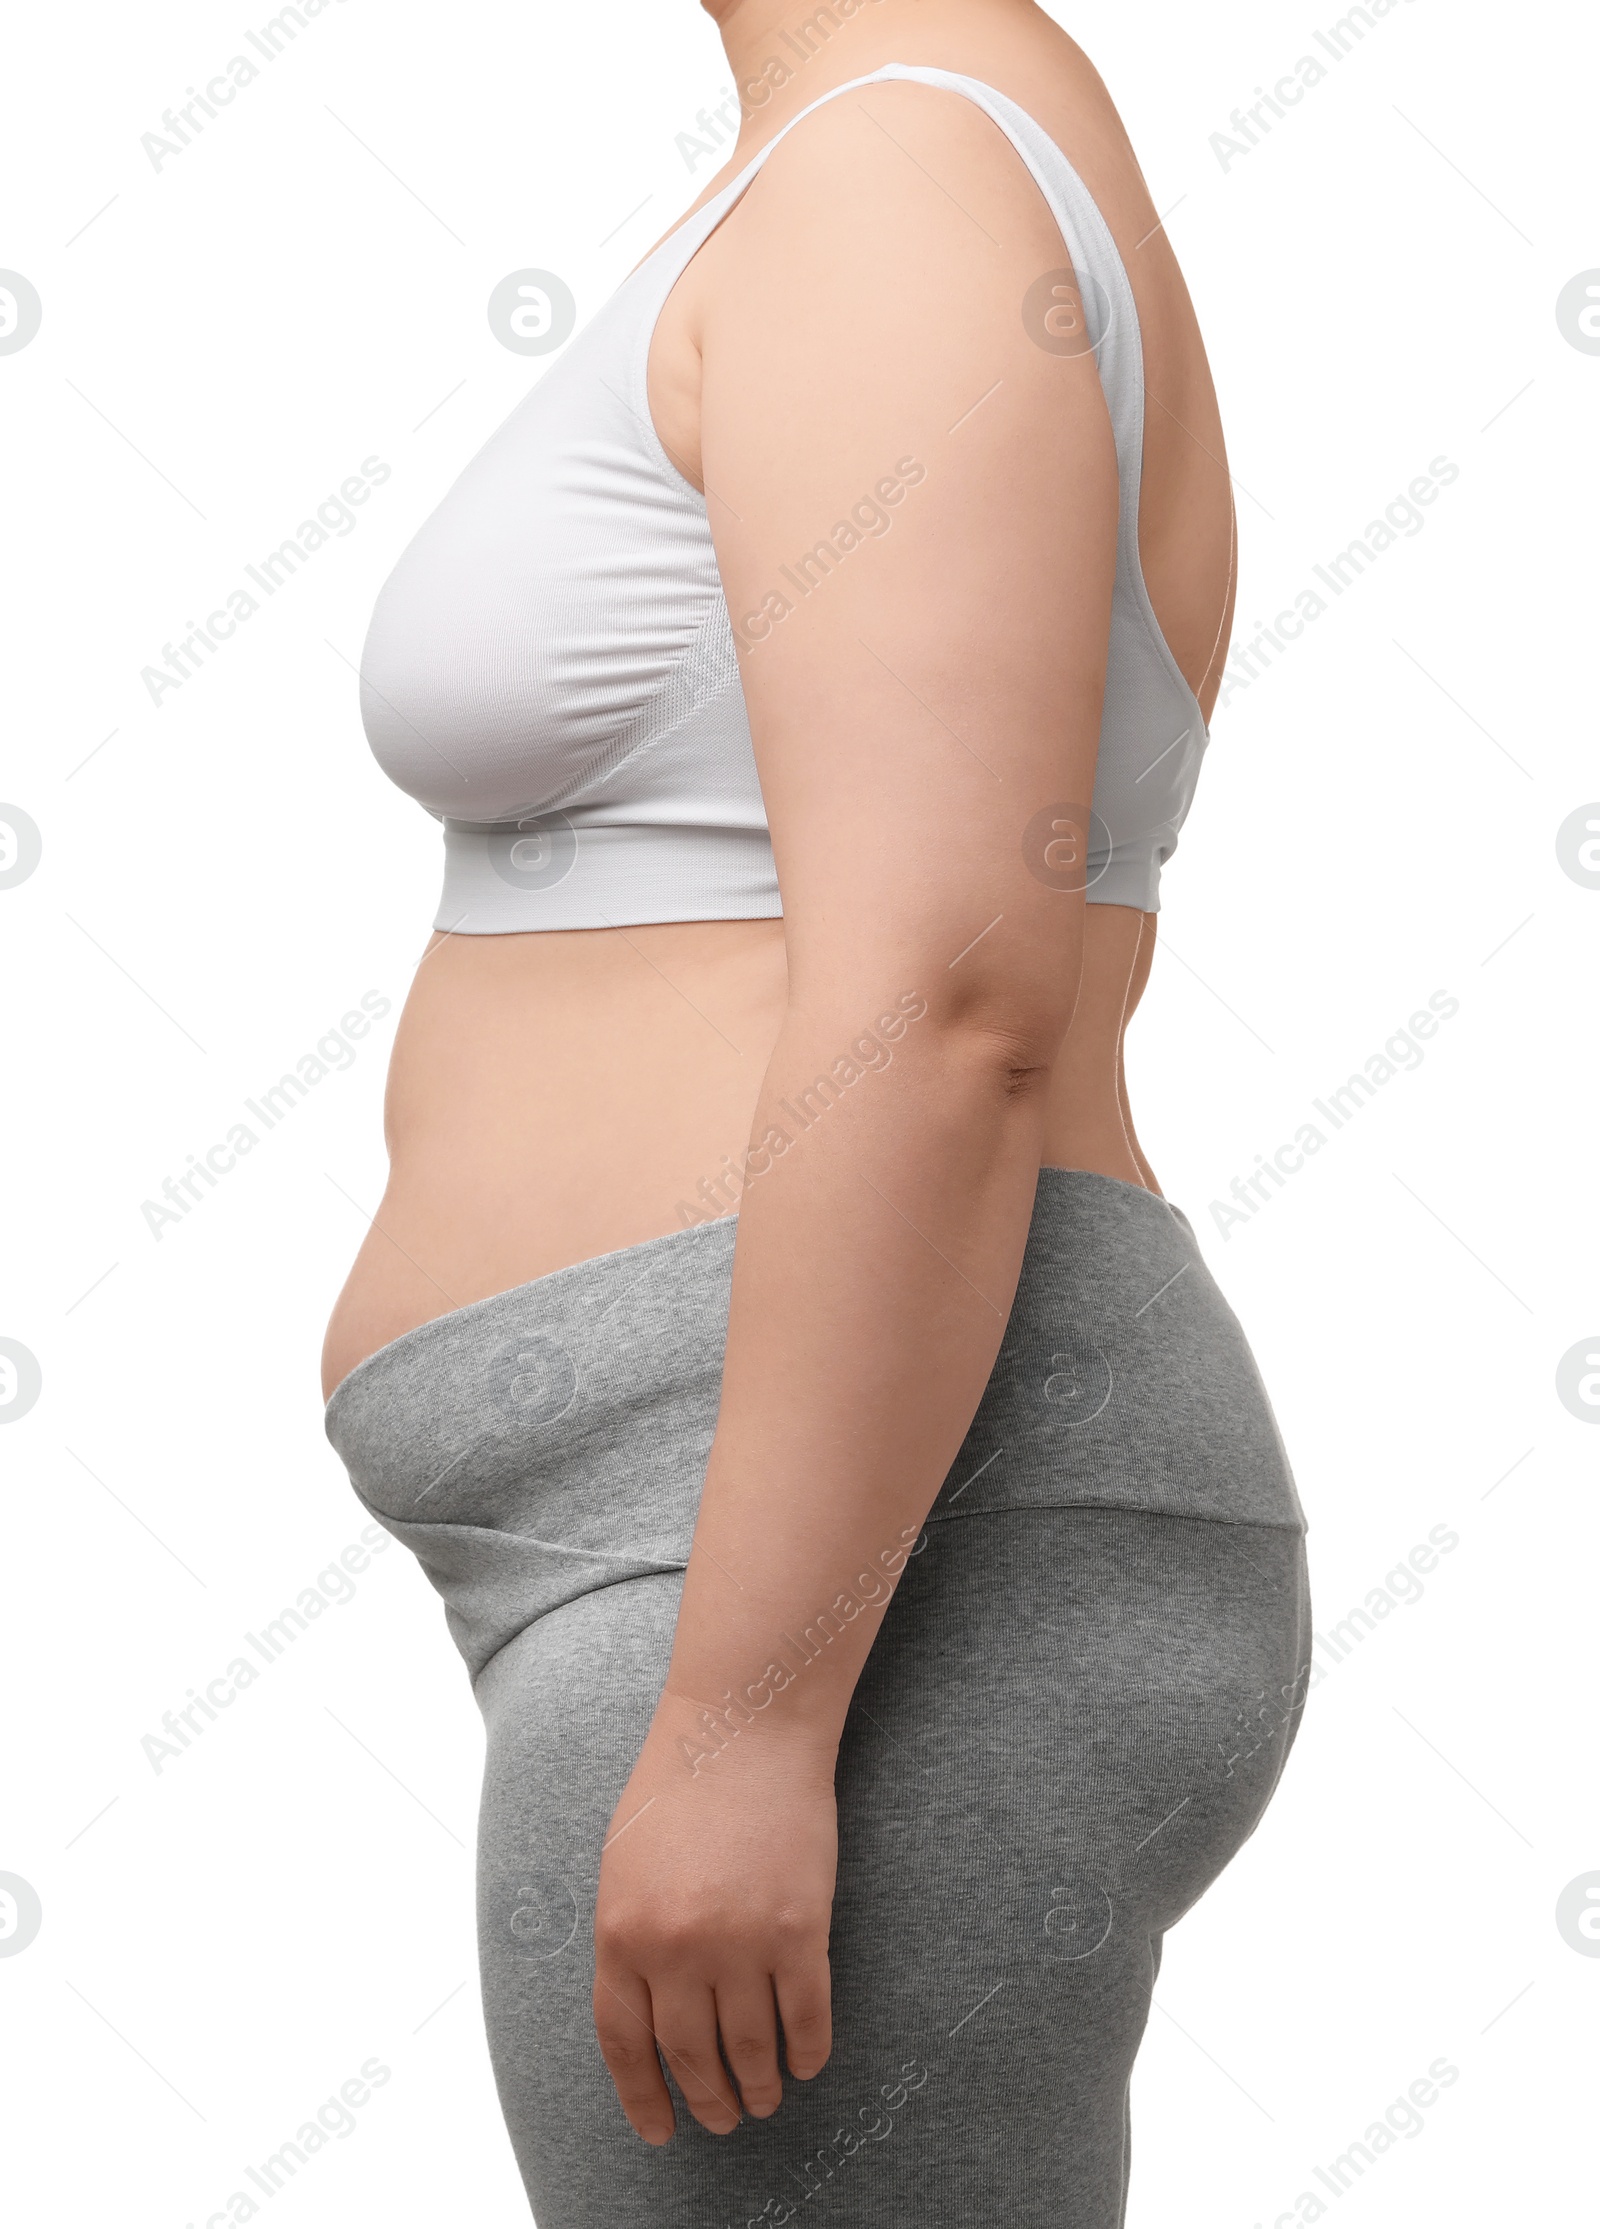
321, 0, 1234, 2146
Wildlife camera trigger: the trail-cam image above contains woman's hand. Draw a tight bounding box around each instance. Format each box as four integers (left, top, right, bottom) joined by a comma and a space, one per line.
592, 1692, 839, 2143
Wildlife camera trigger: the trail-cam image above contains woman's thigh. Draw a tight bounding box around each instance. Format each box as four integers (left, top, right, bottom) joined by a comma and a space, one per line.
472, 1507, 1310, 2228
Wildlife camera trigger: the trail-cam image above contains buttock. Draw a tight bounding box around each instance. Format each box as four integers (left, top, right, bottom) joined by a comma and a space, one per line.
471, 1506, 1311, 2226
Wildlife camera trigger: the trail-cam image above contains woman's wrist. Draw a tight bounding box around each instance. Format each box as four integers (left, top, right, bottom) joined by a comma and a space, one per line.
654, 1499, 928, 1783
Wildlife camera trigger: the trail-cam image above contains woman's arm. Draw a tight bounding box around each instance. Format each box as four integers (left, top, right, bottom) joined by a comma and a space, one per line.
593, 81, 1118, 2142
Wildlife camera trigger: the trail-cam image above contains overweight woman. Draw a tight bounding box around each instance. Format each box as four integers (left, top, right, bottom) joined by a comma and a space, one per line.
322, 1, 1310, 2220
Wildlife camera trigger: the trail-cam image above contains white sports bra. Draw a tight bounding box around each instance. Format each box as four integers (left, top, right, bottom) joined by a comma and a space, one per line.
359, 64, 1212, 932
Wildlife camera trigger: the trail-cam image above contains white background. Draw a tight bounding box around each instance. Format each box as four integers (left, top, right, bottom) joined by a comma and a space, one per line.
2, 0, 1595, 2222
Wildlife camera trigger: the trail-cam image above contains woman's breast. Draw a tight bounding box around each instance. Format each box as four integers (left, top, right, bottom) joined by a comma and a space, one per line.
358, 374, 725, 824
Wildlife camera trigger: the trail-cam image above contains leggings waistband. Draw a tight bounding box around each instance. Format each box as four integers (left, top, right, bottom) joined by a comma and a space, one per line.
325, 1169, 1304, 1680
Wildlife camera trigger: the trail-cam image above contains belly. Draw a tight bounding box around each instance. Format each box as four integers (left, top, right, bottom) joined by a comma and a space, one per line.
320, 911, 1157, 1400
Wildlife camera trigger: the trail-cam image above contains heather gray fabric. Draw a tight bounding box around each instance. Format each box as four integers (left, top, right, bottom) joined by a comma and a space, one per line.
326, 1170, 1311, 2225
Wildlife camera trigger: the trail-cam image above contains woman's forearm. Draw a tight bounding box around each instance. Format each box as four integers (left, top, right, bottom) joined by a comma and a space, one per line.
658, 984, 1069, 1767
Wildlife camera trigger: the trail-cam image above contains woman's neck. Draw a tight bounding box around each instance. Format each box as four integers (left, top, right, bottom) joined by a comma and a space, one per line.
702, 0, 1034, 161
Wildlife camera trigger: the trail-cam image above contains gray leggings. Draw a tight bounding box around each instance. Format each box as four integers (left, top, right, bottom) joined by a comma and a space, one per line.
327, 1171, 1311, 2226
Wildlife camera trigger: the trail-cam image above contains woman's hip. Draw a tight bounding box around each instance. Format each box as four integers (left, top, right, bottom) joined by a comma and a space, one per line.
323, 1163, 1307, 1687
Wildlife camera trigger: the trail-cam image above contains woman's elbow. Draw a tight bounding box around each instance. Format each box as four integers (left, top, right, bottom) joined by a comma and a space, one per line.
925, 944, 1085, 1086
918, 978, 1082, 1103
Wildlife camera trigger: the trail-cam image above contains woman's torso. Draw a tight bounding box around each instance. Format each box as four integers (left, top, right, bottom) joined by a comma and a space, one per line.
321, 4, 1235, 1401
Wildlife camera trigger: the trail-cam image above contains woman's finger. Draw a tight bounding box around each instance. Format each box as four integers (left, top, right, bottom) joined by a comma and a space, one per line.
713, 1970, 783, 2118
650, 1975, 743, 2135
774, 1943, 833, 2081
592, 1969, 676, 2145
